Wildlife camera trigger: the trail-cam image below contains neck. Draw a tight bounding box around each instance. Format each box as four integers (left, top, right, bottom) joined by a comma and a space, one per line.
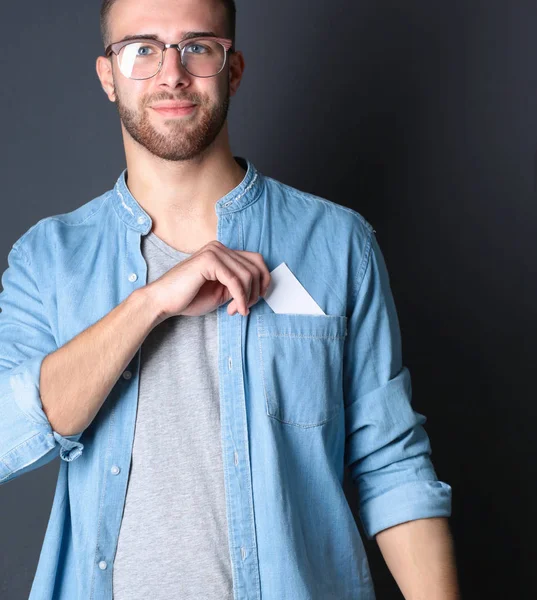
123, 146, 247, 253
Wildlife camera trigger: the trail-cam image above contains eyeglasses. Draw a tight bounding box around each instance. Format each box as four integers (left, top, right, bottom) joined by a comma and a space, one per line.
105, 36, 234, 80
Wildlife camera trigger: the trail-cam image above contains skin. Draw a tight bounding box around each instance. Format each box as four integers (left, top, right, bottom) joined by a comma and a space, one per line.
95, 0, 247, 253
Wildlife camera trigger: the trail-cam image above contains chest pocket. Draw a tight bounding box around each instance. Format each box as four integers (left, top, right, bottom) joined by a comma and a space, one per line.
256, 313, 348, 428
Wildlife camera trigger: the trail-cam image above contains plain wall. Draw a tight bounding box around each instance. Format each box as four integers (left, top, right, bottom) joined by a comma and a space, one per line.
1, 1, 535, 598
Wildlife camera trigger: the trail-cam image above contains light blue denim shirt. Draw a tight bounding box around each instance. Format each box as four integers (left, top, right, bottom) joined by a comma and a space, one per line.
0, 156, 452, 599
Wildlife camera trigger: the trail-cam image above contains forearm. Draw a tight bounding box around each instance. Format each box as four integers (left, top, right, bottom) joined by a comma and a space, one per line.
40, 286, 163, 437
375, 516, 460, 600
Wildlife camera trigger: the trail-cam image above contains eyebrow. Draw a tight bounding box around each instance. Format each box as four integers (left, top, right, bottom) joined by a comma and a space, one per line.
118, 31, 220, 43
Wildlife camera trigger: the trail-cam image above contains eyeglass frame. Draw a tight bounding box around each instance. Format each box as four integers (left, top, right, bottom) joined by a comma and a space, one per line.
104, 36, 235, 80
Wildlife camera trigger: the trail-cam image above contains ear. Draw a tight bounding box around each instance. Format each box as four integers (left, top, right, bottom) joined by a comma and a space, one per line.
96, 55, 117, 102
229, 50, 245, 97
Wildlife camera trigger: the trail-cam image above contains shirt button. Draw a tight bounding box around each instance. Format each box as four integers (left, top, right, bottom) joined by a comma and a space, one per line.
137, 216, 146, 224
122, 370, 132, 380
111, 465, 120, 475
98, 561, 107, 570
128, 273, 138, 282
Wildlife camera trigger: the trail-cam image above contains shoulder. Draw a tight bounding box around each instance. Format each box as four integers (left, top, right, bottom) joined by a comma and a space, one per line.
12, 190, 114, 261
262, 173, 375, 247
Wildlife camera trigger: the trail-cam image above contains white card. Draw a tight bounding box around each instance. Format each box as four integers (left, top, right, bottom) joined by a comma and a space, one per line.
263, 262, 326, 315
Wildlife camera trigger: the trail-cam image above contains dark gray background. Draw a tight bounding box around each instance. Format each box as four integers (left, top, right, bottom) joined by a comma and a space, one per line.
1, 1, 535, 598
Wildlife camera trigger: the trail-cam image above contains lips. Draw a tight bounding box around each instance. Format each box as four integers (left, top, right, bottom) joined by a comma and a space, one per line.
151, 102, 196, 109
150, 104, 198, 118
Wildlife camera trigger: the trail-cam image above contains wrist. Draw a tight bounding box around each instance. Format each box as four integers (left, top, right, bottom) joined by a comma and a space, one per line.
131, 283, 167, 328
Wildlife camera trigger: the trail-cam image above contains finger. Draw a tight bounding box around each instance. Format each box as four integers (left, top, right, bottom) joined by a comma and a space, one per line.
197, 248, 249, 316
225, 252, 261, 308
209, 244, 271, 298
233, 250, 272, 297
206, 250, 253, 316
215, 262, 250, 316
206, 244, 263, 315
204, 244, 271, 315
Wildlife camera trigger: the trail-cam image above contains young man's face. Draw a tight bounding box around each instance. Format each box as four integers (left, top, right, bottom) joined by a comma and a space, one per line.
97, 0, 242, 161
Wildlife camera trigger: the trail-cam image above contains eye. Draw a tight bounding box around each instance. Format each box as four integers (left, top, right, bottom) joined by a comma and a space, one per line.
136, 45, 155, 56
185, 43, 209, 54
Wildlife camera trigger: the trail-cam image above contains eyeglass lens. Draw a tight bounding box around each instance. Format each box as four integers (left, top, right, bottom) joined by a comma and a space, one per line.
118, 40, 226, 79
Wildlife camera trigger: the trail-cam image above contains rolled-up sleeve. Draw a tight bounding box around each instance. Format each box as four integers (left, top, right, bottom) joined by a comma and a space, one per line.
0, 244, 84, 486
343, 228, 452, 540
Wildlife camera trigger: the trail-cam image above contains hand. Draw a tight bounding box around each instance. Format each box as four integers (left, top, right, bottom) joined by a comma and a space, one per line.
146, 240, 271, 321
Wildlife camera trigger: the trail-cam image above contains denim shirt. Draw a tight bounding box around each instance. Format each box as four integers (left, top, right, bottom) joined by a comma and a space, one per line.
0, 156, 452, 600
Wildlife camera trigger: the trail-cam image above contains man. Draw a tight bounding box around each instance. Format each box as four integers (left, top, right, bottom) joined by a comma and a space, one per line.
0, 0, 460, 598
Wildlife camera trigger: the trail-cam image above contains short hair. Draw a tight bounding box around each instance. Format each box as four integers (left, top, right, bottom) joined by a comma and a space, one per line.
99, 0, 237, 51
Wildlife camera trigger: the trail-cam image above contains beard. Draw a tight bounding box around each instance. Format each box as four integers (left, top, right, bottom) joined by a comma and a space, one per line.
112, 79, 230, 162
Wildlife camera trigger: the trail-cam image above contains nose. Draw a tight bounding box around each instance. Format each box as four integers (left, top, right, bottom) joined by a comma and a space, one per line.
156, 46, 191, 86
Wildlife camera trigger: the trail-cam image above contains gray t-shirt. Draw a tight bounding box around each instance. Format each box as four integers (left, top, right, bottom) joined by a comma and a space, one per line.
112, 230, 234, 600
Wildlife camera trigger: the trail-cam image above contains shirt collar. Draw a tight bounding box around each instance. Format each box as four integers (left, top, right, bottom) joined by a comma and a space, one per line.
111, 155, 263, 234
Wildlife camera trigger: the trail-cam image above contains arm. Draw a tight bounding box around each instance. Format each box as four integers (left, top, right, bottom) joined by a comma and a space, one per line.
0, 243, 162, 484
342, 228, 453, 537
376, 517, 461, 600
40, 284, 161, 438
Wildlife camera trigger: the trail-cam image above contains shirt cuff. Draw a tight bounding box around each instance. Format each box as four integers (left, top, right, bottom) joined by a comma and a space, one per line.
10, 354, 85, 462
52, 430, 84, 461
359, 479, 453, 540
